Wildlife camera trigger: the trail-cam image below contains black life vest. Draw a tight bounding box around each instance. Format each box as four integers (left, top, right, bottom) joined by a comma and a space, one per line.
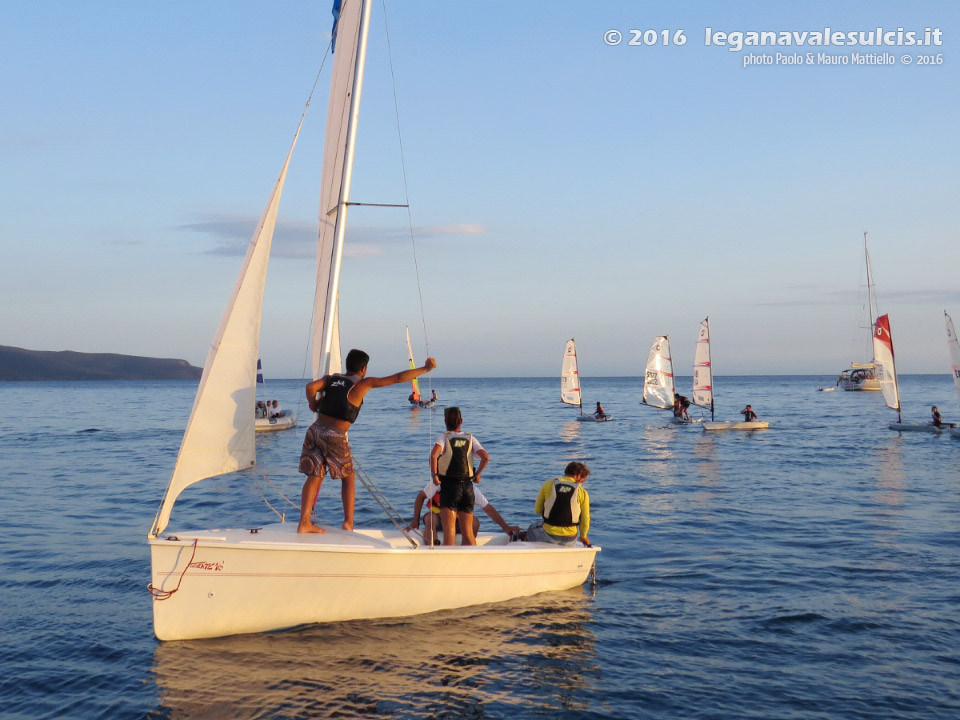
316, 374, 362, 423
437, 432, 475, 481
543, 478, 580, 527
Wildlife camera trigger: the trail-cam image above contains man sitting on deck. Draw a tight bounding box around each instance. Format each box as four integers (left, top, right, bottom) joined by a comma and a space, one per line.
525, 461, 592, 548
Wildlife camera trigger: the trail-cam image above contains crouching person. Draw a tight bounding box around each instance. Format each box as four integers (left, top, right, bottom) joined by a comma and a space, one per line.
525, 461, 592, 547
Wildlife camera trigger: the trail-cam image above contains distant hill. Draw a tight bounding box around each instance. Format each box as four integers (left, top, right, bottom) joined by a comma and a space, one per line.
0, 345, 203, 381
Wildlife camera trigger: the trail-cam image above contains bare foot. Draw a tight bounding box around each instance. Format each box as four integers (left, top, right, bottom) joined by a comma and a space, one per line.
341, 520, 353, 531
298, 522, 326, 534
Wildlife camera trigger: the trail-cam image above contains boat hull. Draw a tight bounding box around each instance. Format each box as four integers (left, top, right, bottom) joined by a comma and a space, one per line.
576, 414, 612, 422
889, 422, 957, 433
255, 411, 297, 432
702, 421, 770, 431
149, 524, 599, 641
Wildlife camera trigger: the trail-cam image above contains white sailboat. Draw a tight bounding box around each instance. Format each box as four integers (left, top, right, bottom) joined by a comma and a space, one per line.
879, 313, 955, 433
254, 360, 298, 432
946, 312, 960, 438
147, 0, 599, 642
641, 335, 688, 423
838, 232, 882, 391
694, 317, 769, 431
405, 326, 434, 408
561, 338, 611, 422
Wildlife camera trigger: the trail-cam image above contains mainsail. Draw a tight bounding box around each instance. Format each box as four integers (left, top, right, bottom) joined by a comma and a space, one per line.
873, 314, 900, 416
692, 317, 713, 420
946, 312, 960, 406
560, 339, 581, 407
150, 122, 304, 538
643, 336, 675, 408
312, 0, 369, 380
405, 326, 421, 396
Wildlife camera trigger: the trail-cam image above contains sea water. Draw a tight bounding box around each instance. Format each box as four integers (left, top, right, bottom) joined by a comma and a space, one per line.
1, 376, 959, 719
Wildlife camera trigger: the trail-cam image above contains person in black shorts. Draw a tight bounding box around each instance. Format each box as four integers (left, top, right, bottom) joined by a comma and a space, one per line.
429, 407, 490, 546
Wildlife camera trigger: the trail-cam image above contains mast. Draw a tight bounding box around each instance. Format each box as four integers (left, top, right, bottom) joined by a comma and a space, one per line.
318, 0, 373, 377
864, 231, 879, 334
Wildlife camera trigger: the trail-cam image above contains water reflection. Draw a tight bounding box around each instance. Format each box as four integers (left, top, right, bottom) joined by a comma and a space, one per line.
559, 421, 581, 442
151, 589, 597, 718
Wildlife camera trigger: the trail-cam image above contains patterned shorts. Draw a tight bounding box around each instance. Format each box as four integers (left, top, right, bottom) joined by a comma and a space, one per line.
298, 424, 354, 479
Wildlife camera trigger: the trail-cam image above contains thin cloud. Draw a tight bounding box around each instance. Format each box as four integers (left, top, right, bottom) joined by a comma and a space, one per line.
178, 215, 488, 259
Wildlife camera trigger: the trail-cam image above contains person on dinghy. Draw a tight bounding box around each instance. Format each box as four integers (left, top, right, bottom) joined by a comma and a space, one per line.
932, 406, 943, 427
405, 481, 519, 545
594, 401, 607, 420
298, 349, 437, 534
525, 462, 592, 547
740, 404, 758, 422
430, 406, 489, 546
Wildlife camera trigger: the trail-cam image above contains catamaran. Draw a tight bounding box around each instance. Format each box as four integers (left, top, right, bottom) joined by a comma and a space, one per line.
837, 232, 882, 391
946, 312, 960, 438
878, 314, 955, 433
561, 338, 611, 422
693, 317, 769, 431
147, 0, 599, 642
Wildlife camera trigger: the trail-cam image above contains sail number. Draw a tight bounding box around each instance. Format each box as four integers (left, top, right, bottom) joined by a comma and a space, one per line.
603, 29, 688, 46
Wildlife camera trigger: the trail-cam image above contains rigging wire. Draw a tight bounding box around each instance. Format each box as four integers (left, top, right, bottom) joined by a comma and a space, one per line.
381, 0, 436, 444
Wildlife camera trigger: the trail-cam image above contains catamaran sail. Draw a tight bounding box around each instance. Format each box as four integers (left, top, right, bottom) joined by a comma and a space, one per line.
405, 326, 421, 397
873, 313, 901, 423
642, 336, 675, 409
148, 0, 599, 642
561, 338, 581, 408
692, 318, 714, 421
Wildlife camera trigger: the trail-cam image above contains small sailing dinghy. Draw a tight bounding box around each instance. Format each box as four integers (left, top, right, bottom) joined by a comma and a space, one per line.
879, 314, 956, 433
945, 312, 960, 438
640, 336, 692, 423
693, 318, 769, 431
405, 326, 435, 408
254, 360, 298, 432
147, 0, 599, 642
561, 338, 611, 421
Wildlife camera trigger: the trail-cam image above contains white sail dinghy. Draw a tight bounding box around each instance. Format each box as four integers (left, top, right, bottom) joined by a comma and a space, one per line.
693, 318, 769, 431
147, 0, 599, 642
878, 314, 955, 433
561, 338, 612, 421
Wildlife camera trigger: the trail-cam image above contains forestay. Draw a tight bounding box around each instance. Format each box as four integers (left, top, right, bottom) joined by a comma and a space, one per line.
643, 336, 675, 408
873, 314, 900, 412
692, 317, 713, 416
561, 338, 581, 406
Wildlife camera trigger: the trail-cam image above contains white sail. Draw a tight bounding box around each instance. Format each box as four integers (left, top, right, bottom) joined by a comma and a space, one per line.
692, 318, 713, 414
946, 312, 960, 406
643, 336, 675, 408
873, 314, 900, 412
150, 124, 303, 538
405, 326, 420, 395
312, 0, 368, 380
560, 338, 581, 406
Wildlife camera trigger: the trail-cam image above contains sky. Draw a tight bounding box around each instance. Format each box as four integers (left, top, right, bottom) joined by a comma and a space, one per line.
1, 1, 957, 378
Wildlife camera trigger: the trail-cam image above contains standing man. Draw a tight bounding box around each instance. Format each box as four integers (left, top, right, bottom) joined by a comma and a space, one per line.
525, 461, 592, 547
430, 406, 489, 546
298, 348, 437, 534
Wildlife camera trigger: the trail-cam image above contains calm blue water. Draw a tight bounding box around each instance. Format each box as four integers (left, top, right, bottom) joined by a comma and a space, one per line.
2, 375, 960, 719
